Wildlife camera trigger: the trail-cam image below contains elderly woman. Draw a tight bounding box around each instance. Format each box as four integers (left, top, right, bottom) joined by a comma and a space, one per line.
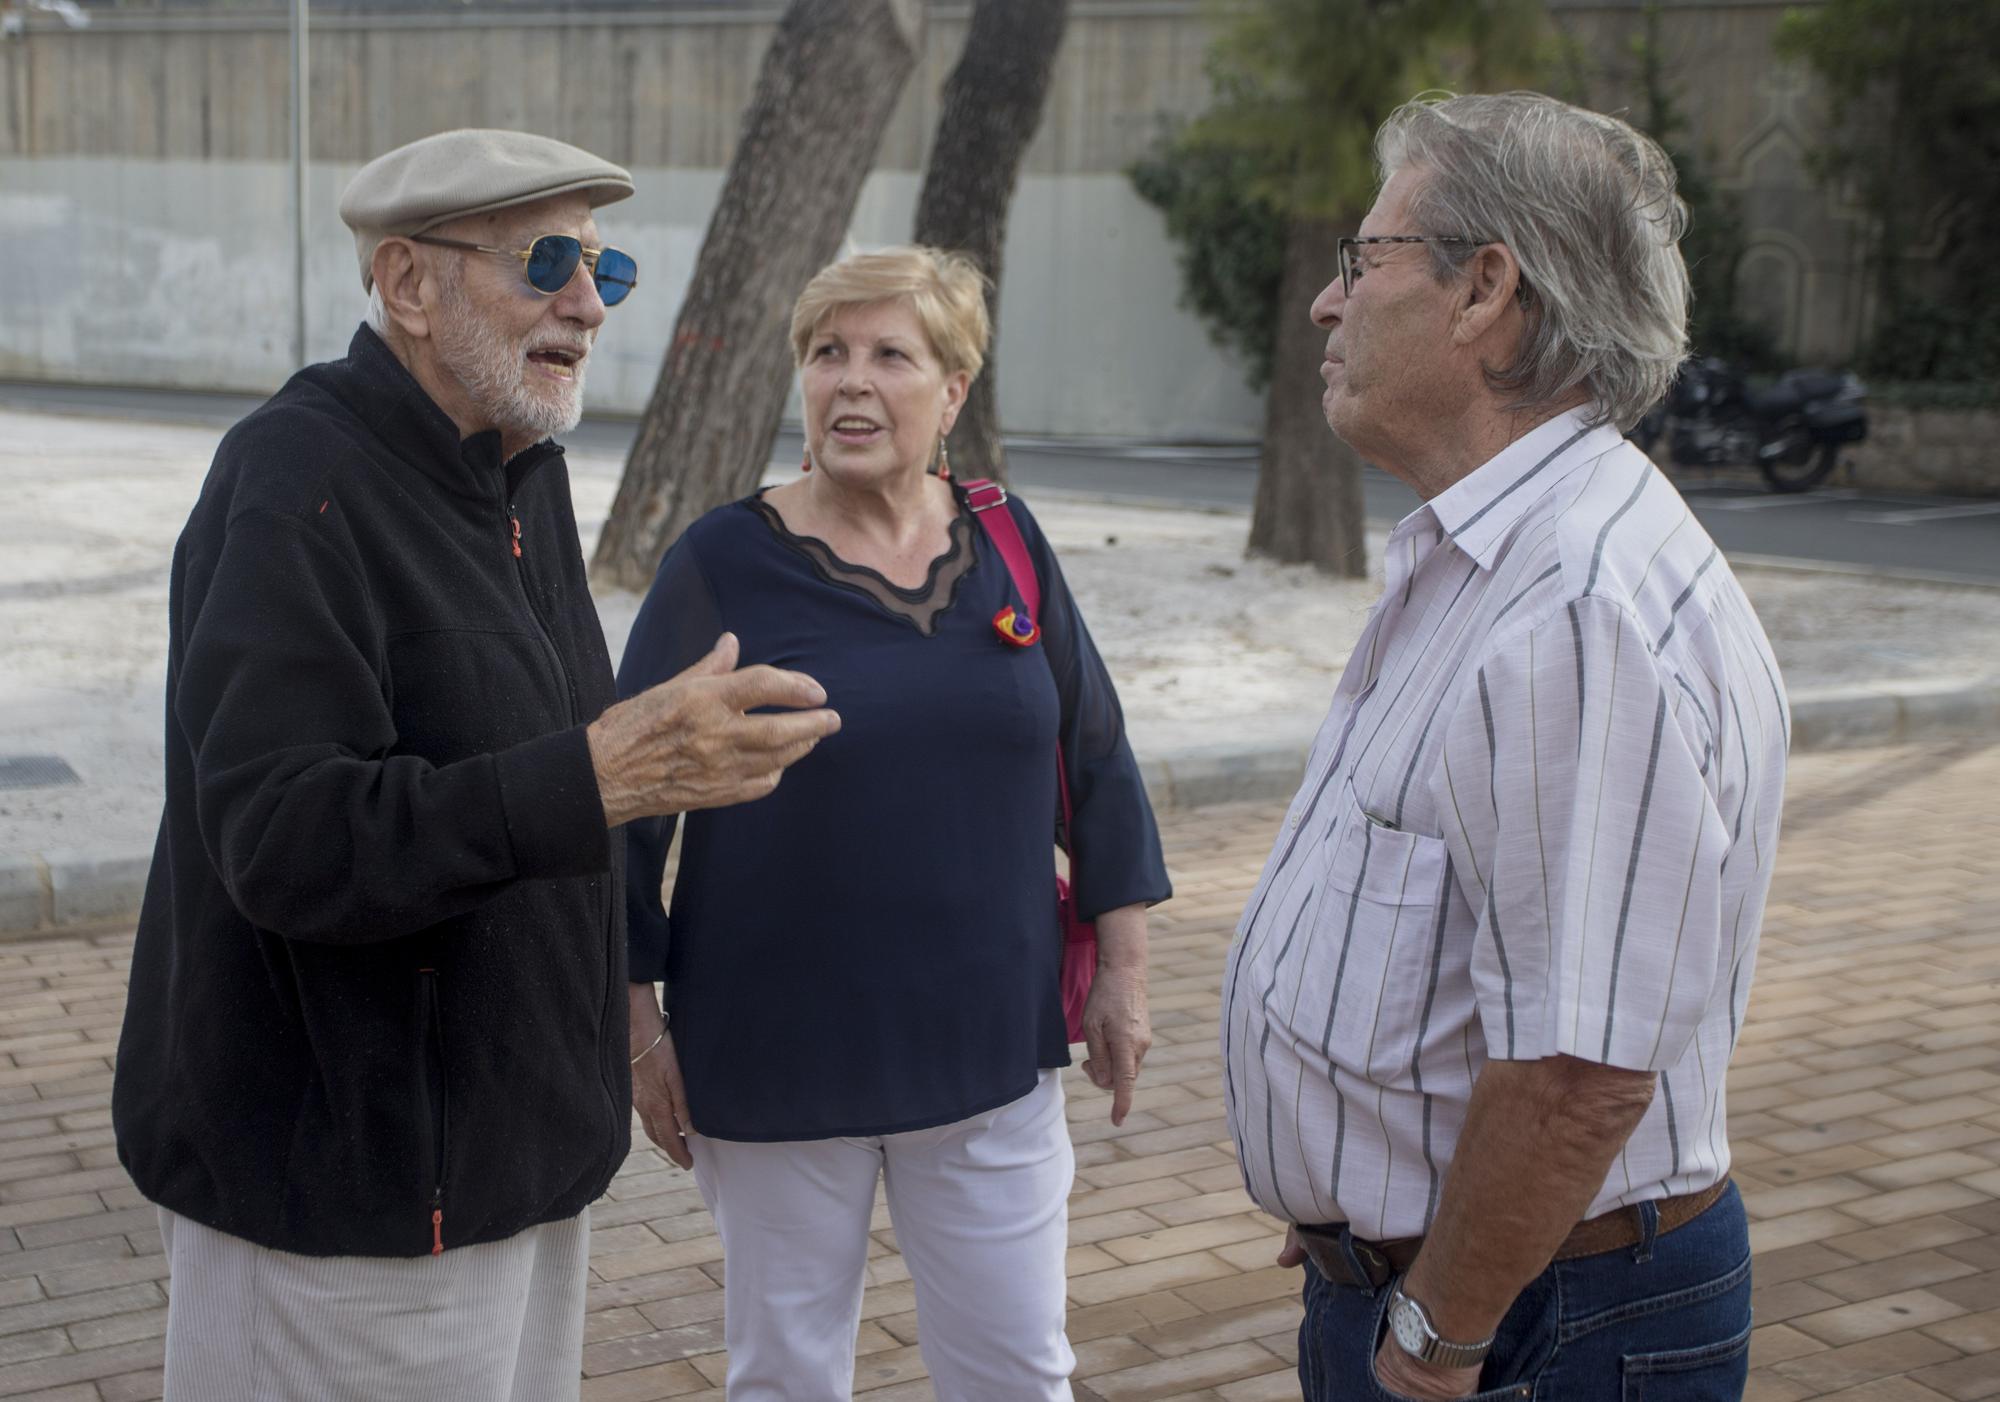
618, 246, 1170, 1400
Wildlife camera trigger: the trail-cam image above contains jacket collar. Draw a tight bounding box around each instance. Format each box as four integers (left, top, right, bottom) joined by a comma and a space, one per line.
322, 324, 562, 500
1425, 407, 1622, 571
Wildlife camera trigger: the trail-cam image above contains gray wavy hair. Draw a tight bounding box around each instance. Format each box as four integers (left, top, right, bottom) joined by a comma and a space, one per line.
1375, 92, 1691, 430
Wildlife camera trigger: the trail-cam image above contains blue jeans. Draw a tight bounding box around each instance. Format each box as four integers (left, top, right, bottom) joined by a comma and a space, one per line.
1297, 1183, 1751, 1401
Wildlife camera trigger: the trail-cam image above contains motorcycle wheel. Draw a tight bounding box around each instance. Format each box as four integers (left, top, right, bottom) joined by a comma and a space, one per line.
1759, 439, 1839, 494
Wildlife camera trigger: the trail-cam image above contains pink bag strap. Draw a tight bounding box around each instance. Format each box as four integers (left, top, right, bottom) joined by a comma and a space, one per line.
962, 479, 1076, 845
963, 478, 1037, 617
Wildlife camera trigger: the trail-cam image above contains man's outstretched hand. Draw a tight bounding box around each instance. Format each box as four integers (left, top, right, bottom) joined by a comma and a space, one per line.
591, 633, 840, 827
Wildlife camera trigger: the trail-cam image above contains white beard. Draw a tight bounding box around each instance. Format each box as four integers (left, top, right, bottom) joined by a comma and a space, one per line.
433, 274, 589, 443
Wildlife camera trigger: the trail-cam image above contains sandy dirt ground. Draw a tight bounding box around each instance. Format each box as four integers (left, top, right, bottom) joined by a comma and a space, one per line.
6, 410, 1998, 858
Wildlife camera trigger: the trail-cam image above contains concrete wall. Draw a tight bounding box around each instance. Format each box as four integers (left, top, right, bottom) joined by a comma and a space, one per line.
0, 157, 1256, 438
0, 1, 1868, 436
1845, 407, 2000, 498
0, 3, 1259, 436
1550, 1, 1873, 370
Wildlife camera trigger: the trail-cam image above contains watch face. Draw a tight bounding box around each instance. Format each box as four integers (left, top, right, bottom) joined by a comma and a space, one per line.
1389, 1295, 1430, 1355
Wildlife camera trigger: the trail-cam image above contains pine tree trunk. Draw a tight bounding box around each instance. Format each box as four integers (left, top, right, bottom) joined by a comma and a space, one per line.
910, 0, 1071, 484
1247, 213, 1368, 579
591, 0, 925, 592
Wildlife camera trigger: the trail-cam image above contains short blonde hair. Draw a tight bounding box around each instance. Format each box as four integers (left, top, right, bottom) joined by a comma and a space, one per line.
789, 246, 991, 381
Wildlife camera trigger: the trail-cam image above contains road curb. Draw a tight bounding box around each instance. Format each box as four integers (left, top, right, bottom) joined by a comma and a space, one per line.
1138, 743, 1313, 812
1129, 677, 2000, 817
1788, 675, 2000, 753
7, 676, 1996, 939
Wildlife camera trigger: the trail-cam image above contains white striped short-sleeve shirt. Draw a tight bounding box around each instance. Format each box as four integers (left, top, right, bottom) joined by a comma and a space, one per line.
1220, 409, 1789, 1241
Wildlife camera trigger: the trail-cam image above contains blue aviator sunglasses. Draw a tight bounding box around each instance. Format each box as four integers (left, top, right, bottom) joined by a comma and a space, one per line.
412, 232, 638, 307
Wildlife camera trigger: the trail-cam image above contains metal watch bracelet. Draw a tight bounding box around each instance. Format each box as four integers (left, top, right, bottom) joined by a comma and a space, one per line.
1386, 1288, 1494, 1369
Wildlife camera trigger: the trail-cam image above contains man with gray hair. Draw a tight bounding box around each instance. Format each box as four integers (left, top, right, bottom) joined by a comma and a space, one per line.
1221, 92, 1786, 1400
113, 129, 839, 1401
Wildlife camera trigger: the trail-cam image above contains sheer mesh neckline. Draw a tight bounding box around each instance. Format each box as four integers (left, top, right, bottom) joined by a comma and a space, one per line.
746, 490, 980, 638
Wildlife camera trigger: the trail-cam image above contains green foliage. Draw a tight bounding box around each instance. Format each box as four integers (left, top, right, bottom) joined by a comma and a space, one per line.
1128, 0, 1549, 392
1866, 378, 2000, 411
1629, 2, 1781, 370
1129, 137, 1287, 388
1861, 301, 2000, 387
1775, 0, 2000, 382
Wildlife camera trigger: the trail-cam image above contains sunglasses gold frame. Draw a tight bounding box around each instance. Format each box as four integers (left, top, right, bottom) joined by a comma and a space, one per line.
410, 233, 638, 303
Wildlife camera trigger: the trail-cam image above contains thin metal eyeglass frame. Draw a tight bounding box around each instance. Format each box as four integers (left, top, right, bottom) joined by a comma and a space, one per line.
1337, 235, 1485, 296
409, 233, 638, 304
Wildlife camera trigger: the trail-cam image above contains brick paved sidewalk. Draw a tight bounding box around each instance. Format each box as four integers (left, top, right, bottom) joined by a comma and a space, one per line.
0, 741, 1993, 1400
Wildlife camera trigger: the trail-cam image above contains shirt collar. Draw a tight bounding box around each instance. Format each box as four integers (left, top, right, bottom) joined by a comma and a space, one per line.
1424, 407, 1623, 571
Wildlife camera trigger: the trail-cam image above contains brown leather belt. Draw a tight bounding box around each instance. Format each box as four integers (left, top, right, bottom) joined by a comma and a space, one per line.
1294, 1179, 1731, 1291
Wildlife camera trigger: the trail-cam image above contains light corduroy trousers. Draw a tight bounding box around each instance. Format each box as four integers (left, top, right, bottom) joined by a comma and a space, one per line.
157, 1205, 589, 1402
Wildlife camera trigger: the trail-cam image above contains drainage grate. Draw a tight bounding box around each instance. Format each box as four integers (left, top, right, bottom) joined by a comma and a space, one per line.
0, 756, 81, 791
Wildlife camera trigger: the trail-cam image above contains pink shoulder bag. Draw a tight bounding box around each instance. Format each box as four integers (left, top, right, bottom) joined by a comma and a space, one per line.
963, 478, 1095, 1044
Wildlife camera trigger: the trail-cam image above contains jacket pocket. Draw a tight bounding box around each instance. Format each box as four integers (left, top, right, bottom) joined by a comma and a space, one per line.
417, 967, 450, 1254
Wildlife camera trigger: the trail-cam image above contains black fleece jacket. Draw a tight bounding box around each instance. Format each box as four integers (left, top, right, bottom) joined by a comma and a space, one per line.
113, 325, 629, 1257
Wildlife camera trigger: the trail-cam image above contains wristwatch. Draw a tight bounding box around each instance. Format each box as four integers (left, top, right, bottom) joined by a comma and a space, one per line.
1386, 1288, 1494, 1369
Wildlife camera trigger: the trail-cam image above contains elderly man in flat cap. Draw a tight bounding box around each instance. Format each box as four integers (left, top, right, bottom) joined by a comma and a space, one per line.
113, 129, 840, 1402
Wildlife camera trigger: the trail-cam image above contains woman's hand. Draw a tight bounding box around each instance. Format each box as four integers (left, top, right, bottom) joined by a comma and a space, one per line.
1079, 904, 1151, 1125
628, 983, 694, 1169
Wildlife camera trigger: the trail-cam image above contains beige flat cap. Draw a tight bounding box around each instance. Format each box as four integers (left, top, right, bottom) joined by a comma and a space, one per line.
340, 128, 634, 290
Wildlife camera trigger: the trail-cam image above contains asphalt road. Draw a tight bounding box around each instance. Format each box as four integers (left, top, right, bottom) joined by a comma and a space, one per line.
987, 435, 2000, 587
6, 380, 1996, 584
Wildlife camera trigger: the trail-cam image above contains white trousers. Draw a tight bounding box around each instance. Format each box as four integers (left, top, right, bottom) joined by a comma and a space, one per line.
692, 1070, 1076, 1401
157, 1206, 589, 1402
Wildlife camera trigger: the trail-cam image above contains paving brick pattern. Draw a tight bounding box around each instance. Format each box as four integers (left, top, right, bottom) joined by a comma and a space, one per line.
0, 740, 1993, 1400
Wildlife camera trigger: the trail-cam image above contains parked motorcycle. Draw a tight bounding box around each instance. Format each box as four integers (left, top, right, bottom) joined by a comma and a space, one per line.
1629, 356, 1869, 493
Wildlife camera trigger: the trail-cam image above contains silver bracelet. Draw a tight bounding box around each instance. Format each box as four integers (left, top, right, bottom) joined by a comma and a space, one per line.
630, 1030, 666, 1065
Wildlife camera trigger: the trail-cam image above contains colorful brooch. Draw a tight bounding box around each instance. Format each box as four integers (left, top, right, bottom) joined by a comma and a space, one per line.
993, 606, 1040, 647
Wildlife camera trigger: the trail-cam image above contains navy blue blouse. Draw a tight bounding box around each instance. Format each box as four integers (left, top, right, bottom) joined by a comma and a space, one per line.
618, 484, 1171, 1141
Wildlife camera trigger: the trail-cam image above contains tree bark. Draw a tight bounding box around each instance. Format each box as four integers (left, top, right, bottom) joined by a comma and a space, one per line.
910, 0, 1071, 484
1247, 213, 1368, 579
591, 0, 925, 592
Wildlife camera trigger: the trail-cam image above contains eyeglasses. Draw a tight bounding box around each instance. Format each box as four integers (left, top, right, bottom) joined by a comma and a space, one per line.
411, 233, 638, 307
1336, 235, 1486, 297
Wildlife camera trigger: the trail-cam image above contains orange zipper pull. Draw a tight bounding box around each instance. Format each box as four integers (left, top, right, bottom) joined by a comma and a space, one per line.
509, 513, 523, 559
431, 1205, 444, 1255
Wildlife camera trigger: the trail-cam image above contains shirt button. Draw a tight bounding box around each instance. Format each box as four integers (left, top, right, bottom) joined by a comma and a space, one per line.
1289, 813, 1302, 830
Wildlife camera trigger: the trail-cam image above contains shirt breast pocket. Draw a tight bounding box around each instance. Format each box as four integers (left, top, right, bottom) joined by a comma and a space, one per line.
1316, 783, 1454, 1090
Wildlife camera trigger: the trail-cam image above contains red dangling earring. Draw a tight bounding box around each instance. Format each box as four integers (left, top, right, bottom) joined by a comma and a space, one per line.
937, 440, 952, 481
801, 447, 812, 473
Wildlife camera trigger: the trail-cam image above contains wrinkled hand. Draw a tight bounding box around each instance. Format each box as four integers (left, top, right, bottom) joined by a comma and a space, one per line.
1277, 1224, 1306, 1268
1280, 1231, 1479, 1398
590, 633, 840, 828
1372, 1336, 1481, 1400
628, 984, 693, 1169
1079, 961, 1150, 1125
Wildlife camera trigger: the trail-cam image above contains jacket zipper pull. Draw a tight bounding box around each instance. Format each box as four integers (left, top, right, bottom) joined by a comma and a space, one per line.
509, 511, 523, 559
431, 1187, 444, 1256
